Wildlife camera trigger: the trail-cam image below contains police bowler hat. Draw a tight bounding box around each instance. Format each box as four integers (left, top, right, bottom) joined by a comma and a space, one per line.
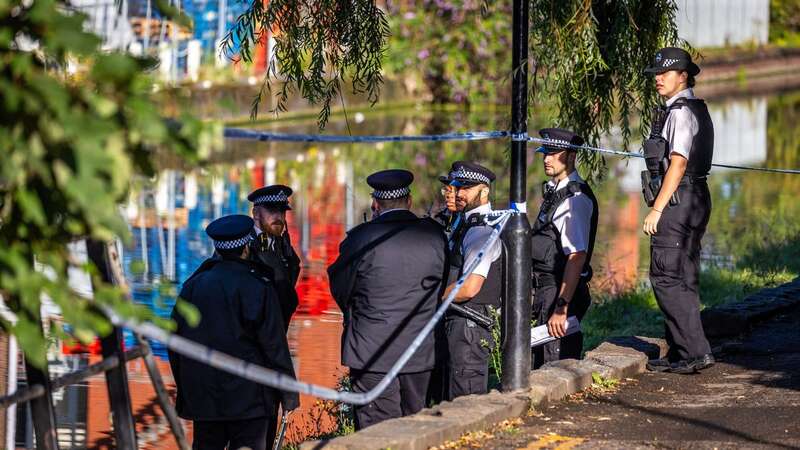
448, 161, 496, 188
206, 215, 254, 250
368, 169, 414, 200
644, 47, 700, 76
248, 185, 293, 211
536, 128, 584, 154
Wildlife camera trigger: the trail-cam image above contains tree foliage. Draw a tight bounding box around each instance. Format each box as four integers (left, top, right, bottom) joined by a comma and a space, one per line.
224, 0, 390, 128
0, 0, 220, 366
770, 0, 800, 46
528, 0, 684, 177
384, 1, 512, 106
233, 0, 684, 179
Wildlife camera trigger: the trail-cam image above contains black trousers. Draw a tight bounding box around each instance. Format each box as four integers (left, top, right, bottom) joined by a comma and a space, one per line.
193, 417, 269, 450
531, 279, 591, 369
350, 369, 431, 430
445, 310, 494, 400
649, 181, 712, 361
426, 321, 449, 405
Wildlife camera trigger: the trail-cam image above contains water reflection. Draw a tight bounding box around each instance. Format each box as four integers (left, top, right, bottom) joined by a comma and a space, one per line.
61, 90, 800, 448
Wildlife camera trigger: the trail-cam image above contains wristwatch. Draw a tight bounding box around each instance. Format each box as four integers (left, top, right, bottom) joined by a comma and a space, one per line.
556, 297, 570, 308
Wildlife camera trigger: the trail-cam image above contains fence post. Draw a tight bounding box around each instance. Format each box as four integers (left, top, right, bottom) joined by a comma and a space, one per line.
95, 238, 190, 449
86, 240, 138, 450
23, 349, 59, 449
502, 0, 532, 392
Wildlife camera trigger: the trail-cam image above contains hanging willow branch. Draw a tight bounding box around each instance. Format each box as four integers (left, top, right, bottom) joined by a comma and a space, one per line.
223, 0, 390, 129
529, 0, 686, 179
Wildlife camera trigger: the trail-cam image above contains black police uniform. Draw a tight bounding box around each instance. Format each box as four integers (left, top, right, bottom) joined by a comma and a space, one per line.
444, 162, 502, 400
169, 215, 298, 450
644, 48, 714, 369
247, 185, 302, 331
427, 171, 462, 405
530, 129, 598, 369
327, 170, 448, 430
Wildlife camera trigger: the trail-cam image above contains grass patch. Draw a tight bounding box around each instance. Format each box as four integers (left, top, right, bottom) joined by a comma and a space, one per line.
582, 264, 798, 352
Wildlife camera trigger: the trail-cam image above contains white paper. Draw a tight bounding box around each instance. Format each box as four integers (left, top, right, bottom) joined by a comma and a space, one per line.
530, 316, 581, 347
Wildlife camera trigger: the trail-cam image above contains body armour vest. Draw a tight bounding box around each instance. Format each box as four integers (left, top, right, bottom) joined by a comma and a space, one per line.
531, 181, 598, 281
448, 213, 503, 308
666, 98, 714, 177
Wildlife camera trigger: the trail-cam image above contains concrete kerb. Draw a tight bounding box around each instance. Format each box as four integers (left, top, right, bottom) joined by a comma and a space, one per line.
302, 280, 800, 449
702, 277, 800, 337
301, 335, 664, 450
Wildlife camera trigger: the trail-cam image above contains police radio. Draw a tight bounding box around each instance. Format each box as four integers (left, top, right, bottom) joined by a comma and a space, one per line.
641, 106, 680, 207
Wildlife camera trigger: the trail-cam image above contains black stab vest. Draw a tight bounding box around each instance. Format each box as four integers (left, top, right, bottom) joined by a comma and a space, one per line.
531, 181, 598, 281
666, 98, 715, 177
448, 213, 503, 307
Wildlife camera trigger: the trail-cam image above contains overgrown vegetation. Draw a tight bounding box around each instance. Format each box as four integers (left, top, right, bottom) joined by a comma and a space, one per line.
228, 1, 686, 179
771, 0, 800, 46
0, 0, 220, 365
582, 265, 797, 352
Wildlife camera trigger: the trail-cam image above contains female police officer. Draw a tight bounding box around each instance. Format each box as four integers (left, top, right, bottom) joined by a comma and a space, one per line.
642, 48, 715, 374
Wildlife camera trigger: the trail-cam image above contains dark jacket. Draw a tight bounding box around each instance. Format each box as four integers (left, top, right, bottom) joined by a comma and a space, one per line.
328, 209, 448, 373
169, 258, 297, 421
249, 230, 302, 330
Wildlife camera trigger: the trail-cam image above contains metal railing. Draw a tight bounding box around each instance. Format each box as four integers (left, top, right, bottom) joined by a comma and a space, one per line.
0, 211, 513, 448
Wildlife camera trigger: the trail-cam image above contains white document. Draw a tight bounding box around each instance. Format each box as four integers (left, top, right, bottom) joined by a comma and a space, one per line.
530, 316, 581, 347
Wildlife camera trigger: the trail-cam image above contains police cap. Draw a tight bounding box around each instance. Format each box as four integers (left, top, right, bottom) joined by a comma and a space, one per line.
448, 161, 496, 187
206, 214, 254, 250
644, 47, 700, 76
536, 128, 584, 154
247, 184, 293, 211
367, 169, 414, 200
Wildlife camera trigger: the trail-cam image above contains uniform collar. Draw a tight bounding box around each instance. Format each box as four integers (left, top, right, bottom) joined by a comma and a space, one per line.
373, 209, 417, 223
253, 226, 275, 245
465, 202, 493, 219
547, 170, 583, 191
666, 88, 695, 107
378, 207, 408, 216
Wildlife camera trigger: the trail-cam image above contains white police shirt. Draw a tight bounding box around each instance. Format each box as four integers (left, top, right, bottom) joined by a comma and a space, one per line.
545, 171, 594, 257
462, 203, 502, 278
662, 88, 699, 160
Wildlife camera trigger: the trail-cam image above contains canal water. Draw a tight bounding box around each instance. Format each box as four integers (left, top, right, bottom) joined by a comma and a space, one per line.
42, 89, 800, 448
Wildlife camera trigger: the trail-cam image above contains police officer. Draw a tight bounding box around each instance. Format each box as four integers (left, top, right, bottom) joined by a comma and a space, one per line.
169, 215, 299, 450
442, 161, 502, 399
247, 185, 302, 331
433, 170, 462, 239
641, 48, 715, 374
327, 169, 447, 429
531, 128, 598, 369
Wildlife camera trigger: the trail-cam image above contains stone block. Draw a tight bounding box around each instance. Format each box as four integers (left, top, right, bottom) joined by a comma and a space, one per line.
586, 353, 644, 379
540, 359, 594, 391
594, 336, 667, 359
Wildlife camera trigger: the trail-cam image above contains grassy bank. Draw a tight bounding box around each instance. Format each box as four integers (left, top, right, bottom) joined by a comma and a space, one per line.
582, 263, 798, 352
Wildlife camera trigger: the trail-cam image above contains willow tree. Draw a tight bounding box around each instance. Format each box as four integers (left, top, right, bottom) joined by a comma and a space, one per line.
229, 0, 684, 176
0, 0, 218, 365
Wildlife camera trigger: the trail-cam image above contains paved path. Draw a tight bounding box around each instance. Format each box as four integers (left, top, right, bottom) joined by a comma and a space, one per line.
483, 305, 800, 449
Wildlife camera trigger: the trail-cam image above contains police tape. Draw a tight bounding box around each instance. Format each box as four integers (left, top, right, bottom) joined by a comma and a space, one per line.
223, 127, 800, 174
102, 210, 516, 405
224, 128, 510, 143
526, 137, 800, 174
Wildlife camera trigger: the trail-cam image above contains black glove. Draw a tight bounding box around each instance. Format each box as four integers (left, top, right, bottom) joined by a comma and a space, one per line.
280, 391, 300, 412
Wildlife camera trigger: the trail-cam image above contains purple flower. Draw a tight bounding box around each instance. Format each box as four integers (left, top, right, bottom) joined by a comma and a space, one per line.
418, 49, 430, 60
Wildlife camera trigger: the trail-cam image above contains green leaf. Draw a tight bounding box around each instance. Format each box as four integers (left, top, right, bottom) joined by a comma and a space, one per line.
175, 298, 201, 327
